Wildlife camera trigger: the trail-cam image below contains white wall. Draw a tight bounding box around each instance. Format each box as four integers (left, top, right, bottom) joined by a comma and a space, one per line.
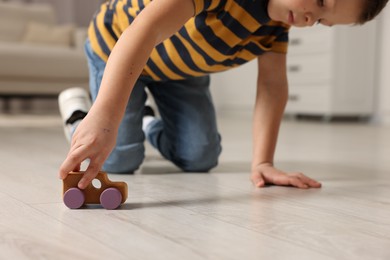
73, 0, 102, 27
376, 7, 390, 124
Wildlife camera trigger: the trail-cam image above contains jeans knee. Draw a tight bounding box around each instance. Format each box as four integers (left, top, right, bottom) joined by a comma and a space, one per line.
102, 160, 142, 173
175, 143, 221, 172
102, 144, 144, 173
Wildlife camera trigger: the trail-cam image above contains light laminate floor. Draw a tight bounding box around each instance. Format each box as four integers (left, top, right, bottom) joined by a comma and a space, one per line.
1, 113, 390, 260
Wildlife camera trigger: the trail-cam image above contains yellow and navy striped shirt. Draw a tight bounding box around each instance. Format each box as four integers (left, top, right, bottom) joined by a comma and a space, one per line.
88, 0, 290, 81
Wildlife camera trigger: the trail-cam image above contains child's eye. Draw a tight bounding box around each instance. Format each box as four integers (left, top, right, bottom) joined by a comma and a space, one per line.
317, 0, 325, 7
316, 19, 322, 25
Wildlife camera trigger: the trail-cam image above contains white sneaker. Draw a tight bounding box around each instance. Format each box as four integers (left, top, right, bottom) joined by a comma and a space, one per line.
142, 88, 157, 132
58, 87, 92, 142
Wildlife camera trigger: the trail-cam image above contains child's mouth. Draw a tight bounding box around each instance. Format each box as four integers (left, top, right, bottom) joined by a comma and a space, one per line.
288, 11, 295, 24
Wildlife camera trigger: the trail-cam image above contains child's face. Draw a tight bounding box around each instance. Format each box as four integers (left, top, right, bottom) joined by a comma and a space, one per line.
267, 0, 363, 27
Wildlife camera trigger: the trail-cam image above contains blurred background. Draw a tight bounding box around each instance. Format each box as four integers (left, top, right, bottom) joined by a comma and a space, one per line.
0, 0, 390, 125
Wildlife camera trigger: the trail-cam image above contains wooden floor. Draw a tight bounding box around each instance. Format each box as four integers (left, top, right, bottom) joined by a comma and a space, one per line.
1, 113, 390, 260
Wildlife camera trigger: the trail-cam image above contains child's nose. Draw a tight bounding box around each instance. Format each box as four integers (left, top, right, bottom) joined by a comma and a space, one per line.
304, 13, 316, 26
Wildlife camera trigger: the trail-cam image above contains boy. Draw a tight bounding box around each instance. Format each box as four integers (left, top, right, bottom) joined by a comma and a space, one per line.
58, 0, 388, 190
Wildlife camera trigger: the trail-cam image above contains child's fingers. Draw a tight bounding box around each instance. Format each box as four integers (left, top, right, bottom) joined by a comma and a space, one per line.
78, 162, 100, 189
77, 153, 106, 189
288, 176, 309, 189
294, 173, 322, 188
73, 164, 81, 172
306, 178, 322, 188
251, 175, 265, 188
59, 146, 88, 179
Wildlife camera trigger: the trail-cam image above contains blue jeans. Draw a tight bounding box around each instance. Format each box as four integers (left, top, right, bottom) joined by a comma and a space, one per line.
84, 40, 222, 173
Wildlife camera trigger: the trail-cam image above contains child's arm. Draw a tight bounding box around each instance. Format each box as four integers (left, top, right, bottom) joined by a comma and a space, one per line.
59, 0, 195, 189
251, 52, 321, 189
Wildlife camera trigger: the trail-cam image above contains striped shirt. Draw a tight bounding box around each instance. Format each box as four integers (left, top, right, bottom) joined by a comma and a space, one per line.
88, 0, 290, 81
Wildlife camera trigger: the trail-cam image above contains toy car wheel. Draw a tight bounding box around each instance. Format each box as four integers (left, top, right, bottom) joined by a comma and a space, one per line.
100, 187, 122, 210
63, 188, 85, 209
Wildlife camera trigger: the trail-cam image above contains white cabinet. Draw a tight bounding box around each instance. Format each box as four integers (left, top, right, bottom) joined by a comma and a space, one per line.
285, 23, 377, 118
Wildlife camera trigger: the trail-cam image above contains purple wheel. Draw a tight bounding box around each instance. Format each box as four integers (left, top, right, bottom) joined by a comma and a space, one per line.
100, 188, 122, 210
63, 188, 85, 209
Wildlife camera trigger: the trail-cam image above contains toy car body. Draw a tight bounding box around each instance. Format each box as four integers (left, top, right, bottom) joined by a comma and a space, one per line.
62, 171, 128, 210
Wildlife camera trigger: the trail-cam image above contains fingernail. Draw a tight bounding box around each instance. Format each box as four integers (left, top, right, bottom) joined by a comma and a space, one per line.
78, 181, 85, 189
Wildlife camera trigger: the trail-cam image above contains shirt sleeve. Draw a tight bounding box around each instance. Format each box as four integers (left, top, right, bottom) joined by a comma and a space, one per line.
269, 22, 290, 54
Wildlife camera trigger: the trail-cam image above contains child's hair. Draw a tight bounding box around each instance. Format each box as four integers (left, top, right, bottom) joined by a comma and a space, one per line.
359, 0, 389, 24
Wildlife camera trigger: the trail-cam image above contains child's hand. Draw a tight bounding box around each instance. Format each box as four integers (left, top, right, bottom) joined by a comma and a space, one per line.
251, 163, 321, 189
59, 112, 117, 189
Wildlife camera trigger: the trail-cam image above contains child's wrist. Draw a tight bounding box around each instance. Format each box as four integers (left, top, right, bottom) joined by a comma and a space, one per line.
251, 161, 274, 171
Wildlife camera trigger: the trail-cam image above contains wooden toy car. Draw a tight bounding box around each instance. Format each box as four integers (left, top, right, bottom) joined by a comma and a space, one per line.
62, 171, 128, 210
